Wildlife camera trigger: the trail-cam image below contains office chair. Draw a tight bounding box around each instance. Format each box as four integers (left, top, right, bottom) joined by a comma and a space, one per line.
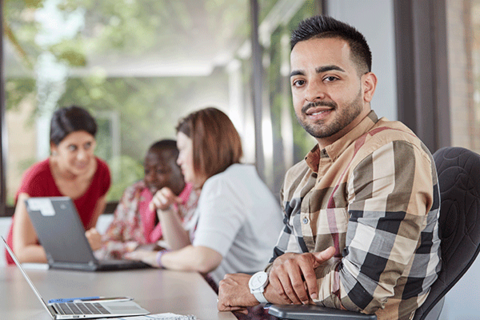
269, 146, 480, 320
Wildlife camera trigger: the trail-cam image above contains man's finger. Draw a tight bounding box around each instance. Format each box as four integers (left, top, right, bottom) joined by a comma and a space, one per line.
274, 265, 303, 304
287, 257, 313, 303
299, 260, 318, 300
312, 246, 336, 268
268, 273, 293, 304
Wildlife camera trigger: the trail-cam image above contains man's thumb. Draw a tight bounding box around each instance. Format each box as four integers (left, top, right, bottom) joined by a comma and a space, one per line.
312, 246, 336, 266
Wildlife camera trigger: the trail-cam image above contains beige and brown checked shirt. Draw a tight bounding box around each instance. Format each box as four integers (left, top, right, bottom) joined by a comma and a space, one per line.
270, 111, 441, 320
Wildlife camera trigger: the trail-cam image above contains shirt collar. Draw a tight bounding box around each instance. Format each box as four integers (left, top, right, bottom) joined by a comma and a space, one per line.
305, 110, 379, 172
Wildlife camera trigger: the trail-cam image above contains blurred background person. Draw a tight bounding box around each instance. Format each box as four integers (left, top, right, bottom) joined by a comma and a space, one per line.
96, 139, 198, 259
127, 107, 283, 286
5, 105, 110, 264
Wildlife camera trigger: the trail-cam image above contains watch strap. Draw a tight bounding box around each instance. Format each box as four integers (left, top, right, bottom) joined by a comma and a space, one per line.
252, 290, 269, 304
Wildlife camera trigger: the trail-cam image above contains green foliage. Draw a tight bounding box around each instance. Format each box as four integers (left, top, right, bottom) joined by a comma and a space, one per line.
265, 0, 320, 163
5, 79, 36, 112
105, 155, 144, 202
50, 40, 86, 67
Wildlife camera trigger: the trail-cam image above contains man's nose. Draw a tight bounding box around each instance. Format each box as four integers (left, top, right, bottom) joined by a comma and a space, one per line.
304, 79, 326, 102
145, 170, 156, 182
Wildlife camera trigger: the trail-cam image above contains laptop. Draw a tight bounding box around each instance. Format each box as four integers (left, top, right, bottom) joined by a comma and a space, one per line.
2, 236, 150, 319
25, 197, 150, 271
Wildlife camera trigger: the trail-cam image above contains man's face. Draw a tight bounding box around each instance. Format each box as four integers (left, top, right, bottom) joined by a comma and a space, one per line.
290, 37, 373, 146
144, 149, 184, 196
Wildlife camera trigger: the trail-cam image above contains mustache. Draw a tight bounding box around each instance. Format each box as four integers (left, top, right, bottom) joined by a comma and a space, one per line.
301, 101, 337, 114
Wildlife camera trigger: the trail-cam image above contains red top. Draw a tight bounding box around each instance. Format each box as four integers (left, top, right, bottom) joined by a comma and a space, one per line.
5, 157, 111, 264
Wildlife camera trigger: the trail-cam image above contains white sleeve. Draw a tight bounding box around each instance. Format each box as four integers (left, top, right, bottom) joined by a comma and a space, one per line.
192, 176, 248, 257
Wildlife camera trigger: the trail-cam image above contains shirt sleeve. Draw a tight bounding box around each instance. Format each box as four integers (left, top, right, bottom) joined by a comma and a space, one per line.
192, 176, 248, 257
17, 161, 58, 199
313, 140, 435, 313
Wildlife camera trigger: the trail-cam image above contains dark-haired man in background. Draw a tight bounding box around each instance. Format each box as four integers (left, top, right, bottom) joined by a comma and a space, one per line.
95, 139, 198, 259
218, 15, 441, 320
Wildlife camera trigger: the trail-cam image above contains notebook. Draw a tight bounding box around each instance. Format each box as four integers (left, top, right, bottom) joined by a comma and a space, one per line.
25, 196, 150, 271
2, 236, 150, 319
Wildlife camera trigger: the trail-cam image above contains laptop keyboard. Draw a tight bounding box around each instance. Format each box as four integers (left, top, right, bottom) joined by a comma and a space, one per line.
54, 302, 111, 315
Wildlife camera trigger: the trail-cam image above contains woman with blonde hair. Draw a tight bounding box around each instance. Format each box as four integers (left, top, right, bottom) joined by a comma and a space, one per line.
127, 107, 283, 285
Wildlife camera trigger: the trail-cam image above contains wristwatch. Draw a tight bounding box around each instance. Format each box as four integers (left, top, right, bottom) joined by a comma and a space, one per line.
248, 271, 269, 304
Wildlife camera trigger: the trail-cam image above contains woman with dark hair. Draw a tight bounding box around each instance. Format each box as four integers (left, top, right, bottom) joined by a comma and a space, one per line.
5, 106, 111, 264
127, 107, 283, 285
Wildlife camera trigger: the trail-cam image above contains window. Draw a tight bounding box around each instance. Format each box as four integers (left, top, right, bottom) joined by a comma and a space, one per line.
2, 0, 320, 214
447, 0, 480, 153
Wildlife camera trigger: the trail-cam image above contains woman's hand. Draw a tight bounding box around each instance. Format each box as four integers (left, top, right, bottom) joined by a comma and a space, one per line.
149, 187, 183, 211
124, 249, 159, 267
85, 228, 102, 251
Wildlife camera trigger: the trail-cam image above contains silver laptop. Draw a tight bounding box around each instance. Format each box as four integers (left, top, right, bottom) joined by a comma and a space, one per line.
2, 236, 149, 319
25, 197, 150, 271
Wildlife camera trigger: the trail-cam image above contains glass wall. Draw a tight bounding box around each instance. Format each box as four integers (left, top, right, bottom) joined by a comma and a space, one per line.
259, 0, 321, 193
447, 0, 480, 153
3, 0, 320, 209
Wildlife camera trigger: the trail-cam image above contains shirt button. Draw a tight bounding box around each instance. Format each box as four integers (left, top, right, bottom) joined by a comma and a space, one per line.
303, 218, 309, 224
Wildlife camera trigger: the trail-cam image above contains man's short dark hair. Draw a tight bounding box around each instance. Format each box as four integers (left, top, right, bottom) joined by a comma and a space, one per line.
291, 15, 372, 74
148, 139, 179, 165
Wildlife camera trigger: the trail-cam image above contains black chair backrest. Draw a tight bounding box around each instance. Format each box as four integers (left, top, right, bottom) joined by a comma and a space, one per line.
413, 147, 480, 320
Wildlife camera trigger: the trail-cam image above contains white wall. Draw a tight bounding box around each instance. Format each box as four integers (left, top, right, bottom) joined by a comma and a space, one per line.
326, 0, 398, 121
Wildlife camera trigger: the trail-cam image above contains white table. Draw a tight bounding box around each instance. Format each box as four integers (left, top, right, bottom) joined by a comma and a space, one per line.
0, 266, 236, 319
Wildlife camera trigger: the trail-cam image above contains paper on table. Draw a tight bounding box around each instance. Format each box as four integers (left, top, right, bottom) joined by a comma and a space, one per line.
101, 313, 196, 320
21, 263, 49, 270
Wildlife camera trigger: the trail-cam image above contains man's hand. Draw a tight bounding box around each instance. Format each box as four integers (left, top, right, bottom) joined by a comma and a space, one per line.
149, 187, 183, 211
217, 273, 259, 312
268, 246, 336, 305
85, 228, 102, 251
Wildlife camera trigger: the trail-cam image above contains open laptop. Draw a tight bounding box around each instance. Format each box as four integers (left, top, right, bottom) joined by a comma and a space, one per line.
25, 197, 150, 271
2, 236, 149, 319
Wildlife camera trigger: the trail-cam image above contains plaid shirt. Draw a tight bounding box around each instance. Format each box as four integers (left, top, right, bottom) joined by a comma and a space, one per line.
270, 111, 441, 320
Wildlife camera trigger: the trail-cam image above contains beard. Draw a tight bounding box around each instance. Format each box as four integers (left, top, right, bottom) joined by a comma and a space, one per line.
295, 88, 364, 139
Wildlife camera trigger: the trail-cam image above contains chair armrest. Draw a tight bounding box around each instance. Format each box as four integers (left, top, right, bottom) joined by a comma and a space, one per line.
267, 304, 377, 320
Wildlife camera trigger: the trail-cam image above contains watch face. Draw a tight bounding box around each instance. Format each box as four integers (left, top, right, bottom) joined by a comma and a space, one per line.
249, 272, 268, 290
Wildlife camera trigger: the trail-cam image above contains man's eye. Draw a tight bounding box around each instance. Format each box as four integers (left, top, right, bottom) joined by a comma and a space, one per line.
324, 76, 338, 82
84, 142, 92, 149
293, 79, 305, 87
68, 145, 77, 151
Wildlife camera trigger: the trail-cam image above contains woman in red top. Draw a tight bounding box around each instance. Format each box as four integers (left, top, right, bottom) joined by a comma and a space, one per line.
5, 106, 111, 264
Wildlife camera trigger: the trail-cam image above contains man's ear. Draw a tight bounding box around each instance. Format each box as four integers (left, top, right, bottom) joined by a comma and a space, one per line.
362, 72, 377, 103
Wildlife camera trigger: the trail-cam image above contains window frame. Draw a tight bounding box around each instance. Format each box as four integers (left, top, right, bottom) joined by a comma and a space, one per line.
0, 0, 451, 216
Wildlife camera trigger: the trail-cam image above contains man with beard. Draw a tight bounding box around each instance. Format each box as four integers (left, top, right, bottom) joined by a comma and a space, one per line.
95, 139, 198, 259
217, 15, 441, 320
